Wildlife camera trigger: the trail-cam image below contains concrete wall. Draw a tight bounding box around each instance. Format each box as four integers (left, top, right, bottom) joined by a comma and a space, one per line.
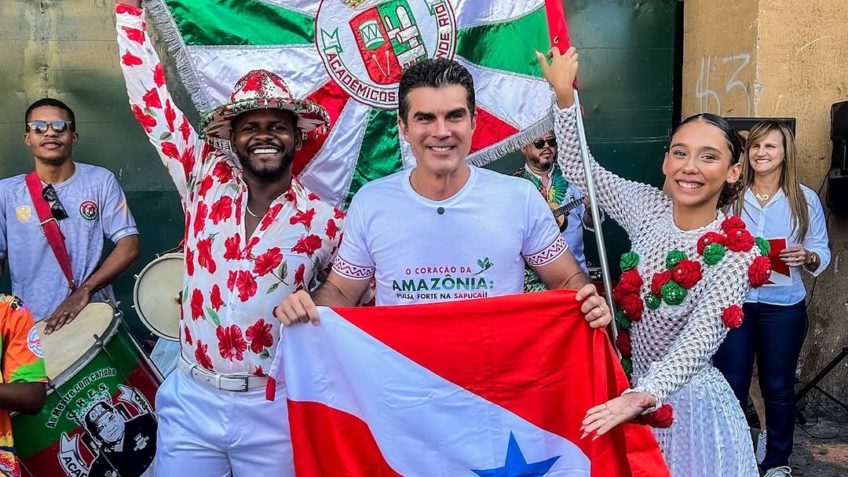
684, 0, 848, 401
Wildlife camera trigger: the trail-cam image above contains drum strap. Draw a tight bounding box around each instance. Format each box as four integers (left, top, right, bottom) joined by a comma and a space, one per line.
25, 172, 76, 290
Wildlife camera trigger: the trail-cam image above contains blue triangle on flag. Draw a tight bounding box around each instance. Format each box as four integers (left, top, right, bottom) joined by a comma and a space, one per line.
471, 432, 560, 477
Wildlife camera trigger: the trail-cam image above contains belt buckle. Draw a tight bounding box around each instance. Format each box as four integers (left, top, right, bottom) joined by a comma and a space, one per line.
235, 376, 249, 392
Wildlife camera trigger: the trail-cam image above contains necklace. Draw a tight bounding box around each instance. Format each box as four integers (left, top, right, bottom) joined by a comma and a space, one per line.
754, 192, 770, 202
246, 205, 262, 218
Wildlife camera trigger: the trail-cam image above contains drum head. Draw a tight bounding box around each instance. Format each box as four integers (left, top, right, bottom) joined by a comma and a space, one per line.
133, 252, 183, 340
35, 302, 116, 382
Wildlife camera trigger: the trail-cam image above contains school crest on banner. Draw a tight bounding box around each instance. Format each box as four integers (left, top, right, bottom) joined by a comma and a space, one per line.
145, 0, 556, 206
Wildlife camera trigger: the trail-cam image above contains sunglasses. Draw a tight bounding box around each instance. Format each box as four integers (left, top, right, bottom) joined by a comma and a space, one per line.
26, 120, 73, 134
42, 184, 69, 220
533, 138, 557, 149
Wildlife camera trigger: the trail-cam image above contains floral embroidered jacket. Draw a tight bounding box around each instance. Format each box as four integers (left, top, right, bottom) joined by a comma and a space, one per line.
116, 5, 342, 375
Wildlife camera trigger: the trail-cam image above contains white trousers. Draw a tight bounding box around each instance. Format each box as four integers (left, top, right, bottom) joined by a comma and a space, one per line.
153, 368, 294, 476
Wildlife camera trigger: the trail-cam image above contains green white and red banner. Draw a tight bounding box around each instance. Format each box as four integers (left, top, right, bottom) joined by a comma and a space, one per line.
145, 0, 559, 206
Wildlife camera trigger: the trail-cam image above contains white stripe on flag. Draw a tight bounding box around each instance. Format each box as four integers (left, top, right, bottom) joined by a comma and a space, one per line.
455, 0, 544, 30
456, 56, 553, 129
299, 101, 373, 206
280, 307, 591, 475
257, 0, 318, 17
189, 45, 326, 104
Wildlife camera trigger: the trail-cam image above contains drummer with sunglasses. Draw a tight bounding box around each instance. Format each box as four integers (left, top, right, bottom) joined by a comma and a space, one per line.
515, 132, 602, 291
0, 98, 141, 335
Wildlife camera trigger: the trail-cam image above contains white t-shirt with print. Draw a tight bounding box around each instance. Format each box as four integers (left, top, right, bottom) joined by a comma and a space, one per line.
333, 166, 568, 305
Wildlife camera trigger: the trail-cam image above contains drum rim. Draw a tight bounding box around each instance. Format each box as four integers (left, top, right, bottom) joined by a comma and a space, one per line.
133, 252, 183, 341
45, 306, 122, 394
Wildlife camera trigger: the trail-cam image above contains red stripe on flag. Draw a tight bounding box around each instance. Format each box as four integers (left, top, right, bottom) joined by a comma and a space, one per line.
470, 107, 519, 154
333, 291, 669, 477
545, 0, 578, 89
288, 400, 403, 477
292, 81, 351, 176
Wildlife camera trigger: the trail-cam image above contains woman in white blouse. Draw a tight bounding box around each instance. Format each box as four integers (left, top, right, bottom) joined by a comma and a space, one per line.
713, 120, 830, 477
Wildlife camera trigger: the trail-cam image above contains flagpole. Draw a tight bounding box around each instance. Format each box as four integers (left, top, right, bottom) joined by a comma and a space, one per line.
572, 90, 619, 348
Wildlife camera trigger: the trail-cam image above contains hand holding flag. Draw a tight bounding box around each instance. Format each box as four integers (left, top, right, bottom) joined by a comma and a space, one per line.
536, 46, 579, 110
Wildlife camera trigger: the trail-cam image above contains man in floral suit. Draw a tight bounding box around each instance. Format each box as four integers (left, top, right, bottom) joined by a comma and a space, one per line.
114, 2, 343, 475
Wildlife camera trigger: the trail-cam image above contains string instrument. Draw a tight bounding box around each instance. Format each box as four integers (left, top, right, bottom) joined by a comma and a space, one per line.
549, 197, 584, 231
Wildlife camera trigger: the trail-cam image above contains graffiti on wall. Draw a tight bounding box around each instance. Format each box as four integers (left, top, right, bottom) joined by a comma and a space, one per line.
694, 52, 753, 115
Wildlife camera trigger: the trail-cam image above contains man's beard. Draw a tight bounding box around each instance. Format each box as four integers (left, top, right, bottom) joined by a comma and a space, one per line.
238, 149, 295, 182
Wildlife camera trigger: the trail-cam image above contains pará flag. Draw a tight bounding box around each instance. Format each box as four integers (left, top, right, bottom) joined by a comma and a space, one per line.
269, 291, 669, 476
144, 0, 558, 206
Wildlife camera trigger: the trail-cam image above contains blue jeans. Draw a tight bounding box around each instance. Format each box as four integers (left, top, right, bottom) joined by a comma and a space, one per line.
713, 301, 807, 470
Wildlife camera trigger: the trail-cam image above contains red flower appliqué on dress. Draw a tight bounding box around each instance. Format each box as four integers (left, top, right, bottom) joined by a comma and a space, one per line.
748, 256, 772, 288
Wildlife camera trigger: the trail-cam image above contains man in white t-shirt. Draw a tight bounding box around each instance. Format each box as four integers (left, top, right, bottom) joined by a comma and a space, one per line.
275, 58, 610, 327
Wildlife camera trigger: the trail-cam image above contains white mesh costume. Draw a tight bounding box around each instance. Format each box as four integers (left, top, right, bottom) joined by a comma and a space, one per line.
554, 104, 759, 476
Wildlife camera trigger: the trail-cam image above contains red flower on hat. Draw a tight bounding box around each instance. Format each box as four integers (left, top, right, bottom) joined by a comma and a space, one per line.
253, 247, 283, 276
246, 319, 274, 354
190, 289, 203, 321
210, 284, 224, 311
217, 325, 247, 362
619, 294, 644, 322
641, 403, 674, 428
239, 71, 265, 95
697, 231, 726, 255
290, 208, 316, 228
748, 256, 772, 288
195, 340, 213, 370
616, 330, 632, 357
721, 305, 744, 329
721, 216, 747, 234
293, 234, 323, 258
651, 270, 672, 296
196, 237, 217, 274
671, 260, 702, 289
725, 228, 755, 253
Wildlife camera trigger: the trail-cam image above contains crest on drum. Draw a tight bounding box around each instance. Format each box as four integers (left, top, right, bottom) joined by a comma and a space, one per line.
58, 383, 156, 477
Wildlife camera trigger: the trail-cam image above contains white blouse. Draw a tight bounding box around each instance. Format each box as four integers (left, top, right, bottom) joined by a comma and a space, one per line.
740, 186, 830, 305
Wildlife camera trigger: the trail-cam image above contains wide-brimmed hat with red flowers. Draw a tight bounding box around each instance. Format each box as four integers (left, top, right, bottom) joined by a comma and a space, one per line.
200, 69, 330, 140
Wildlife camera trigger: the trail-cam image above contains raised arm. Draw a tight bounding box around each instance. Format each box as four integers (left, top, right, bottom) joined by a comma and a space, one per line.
115, 0, 205, 198
537, 47, 665, 235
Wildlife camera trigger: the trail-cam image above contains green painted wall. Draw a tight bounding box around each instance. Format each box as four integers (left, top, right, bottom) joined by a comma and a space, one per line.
0, 0, 677, 342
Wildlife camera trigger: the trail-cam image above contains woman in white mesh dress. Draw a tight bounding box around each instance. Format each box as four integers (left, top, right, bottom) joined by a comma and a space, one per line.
538, 47, 769, 476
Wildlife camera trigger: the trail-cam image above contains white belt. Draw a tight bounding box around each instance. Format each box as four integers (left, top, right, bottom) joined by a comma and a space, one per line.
178, 354, 267, 392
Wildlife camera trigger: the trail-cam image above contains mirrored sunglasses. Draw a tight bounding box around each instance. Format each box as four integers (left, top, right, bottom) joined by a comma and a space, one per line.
26, 120, 73, 135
